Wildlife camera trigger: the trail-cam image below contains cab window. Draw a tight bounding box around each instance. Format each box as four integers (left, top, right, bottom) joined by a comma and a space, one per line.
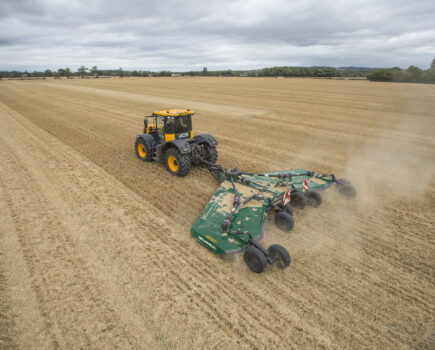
175, 115, 192, 133
156, 116, 164, 138
165, 116, 175, 134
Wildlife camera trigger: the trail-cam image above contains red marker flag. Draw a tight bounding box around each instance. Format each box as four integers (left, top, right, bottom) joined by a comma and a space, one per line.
283, 190, 291, 205
302, 178, 310, 192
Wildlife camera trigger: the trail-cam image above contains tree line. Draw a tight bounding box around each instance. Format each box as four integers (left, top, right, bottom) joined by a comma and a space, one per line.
1, 60, 434, 83
0, 66, 372, 79
367, 60, 435, 83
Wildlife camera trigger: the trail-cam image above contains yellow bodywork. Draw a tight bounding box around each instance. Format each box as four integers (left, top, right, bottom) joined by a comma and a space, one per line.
153, 109, 194, 116
165, 134, 176, 141
164, 132, 193, 141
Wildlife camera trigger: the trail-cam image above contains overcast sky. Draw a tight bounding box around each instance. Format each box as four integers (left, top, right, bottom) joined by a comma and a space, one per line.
1, 0, 434, 72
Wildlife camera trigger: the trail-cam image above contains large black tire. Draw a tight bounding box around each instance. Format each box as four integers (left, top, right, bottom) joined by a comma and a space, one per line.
291, 191, 307, 208
305, 190, 322, 208
268, 244, 291, 269
135, 137, 153, 162
275, 202, 294, 216
165, 148, 191, 177
205, 145, 218, 164
274, 212, 294, 232
244, 247, 267, 273
336, 178, 357, 198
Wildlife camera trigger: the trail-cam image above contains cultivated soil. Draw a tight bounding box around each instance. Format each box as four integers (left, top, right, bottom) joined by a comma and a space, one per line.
0, 77, 434, 349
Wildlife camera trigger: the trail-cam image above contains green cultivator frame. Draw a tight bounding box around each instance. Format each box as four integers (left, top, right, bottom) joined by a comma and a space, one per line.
191, 163, 356, 273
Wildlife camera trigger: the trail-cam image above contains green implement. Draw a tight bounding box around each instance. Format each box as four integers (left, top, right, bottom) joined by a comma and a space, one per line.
191, 166, 356, 273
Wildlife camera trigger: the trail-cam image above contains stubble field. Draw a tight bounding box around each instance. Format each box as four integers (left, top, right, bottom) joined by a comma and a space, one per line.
0, 77, 434, 349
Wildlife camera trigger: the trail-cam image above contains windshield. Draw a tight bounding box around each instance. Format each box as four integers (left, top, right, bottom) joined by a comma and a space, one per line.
165, 115, 192, 134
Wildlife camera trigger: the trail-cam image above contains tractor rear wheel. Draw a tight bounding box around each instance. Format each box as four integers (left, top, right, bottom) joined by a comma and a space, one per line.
244, 247, 267, 273
165, 148, 191, 177
268, 244, 291, 269
135, 138, 153, 162
205, 145, 218, 164
274, 212, 294, 231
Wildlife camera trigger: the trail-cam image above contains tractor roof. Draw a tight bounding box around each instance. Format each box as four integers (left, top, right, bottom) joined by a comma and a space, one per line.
153, 109, 195, 117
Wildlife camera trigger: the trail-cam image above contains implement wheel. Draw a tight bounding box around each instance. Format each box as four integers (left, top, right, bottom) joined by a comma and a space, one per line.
135, 138, 153, 162
305, 191, 322, 208
274, 212, 294, 232
275, 202, 293, 216
337, 178, 357, 198
268, 244, 291, 269
165, 148, 191, 177
244, 247, 267, 273
291, 191, 307, 208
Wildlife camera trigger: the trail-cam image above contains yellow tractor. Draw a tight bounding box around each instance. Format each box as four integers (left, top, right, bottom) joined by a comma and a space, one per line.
135, 109, 218, 176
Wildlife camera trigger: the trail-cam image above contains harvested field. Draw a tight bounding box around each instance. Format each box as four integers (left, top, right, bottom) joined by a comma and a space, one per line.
0, 77, 434, 349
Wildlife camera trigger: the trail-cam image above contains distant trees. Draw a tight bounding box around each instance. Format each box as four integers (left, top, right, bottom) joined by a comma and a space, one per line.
117, 67, 124, 78
78, 66, 88, 78
366, 68, 394, 81
405, 65, 422, 82
254, 66, 341, 77
2, 59, 434, 83
367, 61, 435, 84
91, 66, 98, 77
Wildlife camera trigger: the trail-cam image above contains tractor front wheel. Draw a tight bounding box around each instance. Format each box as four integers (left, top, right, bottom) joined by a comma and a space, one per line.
165, 148, 191, 177
135, 138, 153, 162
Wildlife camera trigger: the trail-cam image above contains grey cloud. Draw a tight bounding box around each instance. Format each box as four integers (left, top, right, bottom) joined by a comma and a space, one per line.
0, 0, 434, 71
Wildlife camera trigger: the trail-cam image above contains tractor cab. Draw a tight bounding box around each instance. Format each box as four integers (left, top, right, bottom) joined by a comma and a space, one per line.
144, 109, 194, 142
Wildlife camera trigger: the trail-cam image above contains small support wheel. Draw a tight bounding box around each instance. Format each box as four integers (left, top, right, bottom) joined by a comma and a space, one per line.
291, 191, 307, 208
274, 212, 294, 232
275, 202, 294, 216
336, 178, 357, 198
244, 247, 267, 273
268, 244, 291, 269
305, 190, 322, 207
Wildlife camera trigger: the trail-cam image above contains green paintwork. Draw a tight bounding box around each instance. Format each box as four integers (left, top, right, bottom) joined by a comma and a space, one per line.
191, 169, 334, 255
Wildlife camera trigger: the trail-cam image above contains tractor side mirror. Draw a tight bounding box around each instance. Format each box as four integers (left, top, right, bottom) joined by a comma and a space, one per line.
143, 118, 148, 133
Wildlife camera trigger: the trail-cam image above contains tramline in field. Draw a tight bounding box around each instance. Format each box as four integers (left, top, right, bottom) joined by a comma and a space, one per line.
135, 109, 356, 273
